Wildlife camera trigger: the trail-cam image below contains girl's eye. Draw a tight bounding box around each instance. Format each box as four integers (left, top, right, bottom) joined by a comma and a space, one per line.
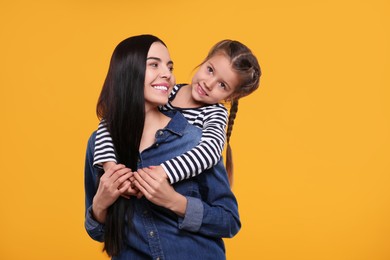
169, 66, 174, 72
219, 82, 226, 89
206, 66, 214, 74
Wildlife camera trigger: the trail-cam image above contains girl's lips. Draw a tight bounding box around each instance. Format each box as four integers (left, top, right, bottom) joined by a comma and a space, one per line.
196, 84, 207, 96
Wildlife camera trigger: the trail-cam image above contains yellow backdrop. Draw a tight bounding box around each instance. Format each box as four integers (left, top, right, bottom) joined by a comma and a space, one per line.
1, 0, 389, 259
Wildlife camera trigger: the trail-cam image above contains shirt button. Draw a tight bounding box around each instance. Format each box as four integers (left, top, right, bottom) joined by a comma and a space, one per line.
155, 143, 159, 147
137, 158, 141, 163
149, 231, 154, 237
158, 130, 163, 136
156, 258, 160, 260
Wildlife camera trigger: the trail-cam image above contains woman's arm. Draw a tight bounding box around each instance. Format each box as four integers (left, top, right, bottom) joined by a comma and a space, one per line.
134, 161, 241, 238
179, 159, 240, 238
161, 105, 228, 183
84, 132, 132, 241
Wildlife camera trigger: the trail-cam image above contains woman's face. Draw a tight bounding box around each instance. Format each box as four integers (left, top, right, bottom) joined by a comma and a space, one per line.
144, 42, 175, 110
190, 53, 239, 105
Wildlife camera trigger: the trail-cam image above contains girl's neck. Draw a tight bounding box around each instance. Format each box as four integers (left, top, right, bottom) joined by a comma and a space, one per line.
172, 84, 204, 108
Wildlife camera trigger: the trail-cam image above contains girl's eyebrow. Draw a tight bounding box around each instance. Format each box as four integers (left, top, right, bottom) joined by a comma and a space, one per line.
147, 57, 174, 65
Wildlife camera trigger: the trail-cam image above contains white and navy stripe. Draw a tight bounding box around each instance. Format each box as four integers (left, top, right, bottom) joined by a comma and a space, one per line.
93, 120, 117, 168
93, 84, 227, 183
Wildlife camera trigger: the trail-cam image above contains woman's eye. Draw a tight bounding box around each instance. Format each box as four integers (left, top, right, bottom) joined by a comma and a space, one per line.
169, 66, 174, 72
149, 63, 158, 68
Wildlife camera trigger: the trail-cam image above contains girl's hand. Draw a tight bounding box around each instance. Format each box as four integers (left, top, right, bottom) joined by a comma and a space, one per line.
146, 165, 169, 180
102, 161, 117, 172
92, 164, 132, 223
133, 167, 187, 216
119, 172, 142, 198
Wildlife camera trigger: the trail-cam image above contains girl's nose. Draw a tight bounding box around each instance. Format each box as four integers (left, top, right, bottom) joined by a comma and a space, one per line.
204, 77, 217, 90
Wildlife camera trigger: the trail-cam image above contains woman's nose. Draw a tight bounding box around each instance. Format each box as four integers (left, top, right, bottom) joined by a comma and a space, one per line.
160, 70, 172, 79
160, 66, 172, 79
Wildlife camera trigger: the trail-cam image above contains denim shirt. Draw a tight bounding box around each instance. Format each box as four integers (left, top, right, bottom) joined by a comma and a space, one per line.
84, 111, 241, 260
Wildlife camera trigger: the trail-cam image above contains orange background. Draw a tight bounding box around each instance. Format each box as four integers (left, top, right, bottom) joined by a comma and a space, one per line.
1, 0, 389, 259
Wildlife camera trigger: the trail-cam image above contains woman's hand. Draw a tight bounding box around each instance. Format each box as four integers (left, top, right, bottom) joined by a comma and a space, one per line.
92, 164, 133, 223
119, 172, 142, 199
133, 166, 187, 216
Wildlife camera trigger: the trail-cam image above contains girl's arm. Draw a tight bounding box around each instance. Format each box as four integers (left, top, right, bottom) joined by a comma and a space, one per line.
95, 105, 227, 184
93, 120, 117, 169
161, 105, 228, 183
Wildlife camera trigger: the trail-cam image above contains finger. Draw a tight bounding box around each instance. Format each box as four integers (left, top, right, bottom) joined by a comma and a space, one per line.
137, 191, 144, 199
121, 194, 130, 199
143, 167, 166, 182
114, 172, 133, 189
142, 167, 159, 180
134, 179, 148, 198
135, 169, 155, 190
117, 179, 131, 193
118, 179, 131, 190
125, 186, 139, 196
103, 164, 126, 178
111, 167, 133, 181
129, 175, 135, 183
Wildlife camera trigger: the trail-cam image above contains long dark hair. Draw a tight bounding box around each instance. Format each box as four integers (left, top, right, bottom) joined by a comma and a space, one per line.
199, 40, 261, 185
96, 34, 167, 256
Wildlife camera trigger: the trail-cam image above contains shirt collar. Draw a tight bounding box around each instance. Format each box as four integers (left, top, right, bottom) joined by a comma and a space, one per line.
162, 110, 187, 136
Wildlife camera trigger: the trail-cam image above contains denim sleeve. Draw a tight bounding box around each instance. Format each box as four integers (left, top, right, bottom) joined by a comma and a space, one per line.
178, 197, 204, 232
85, 206, 105, 242
178, 160, 241, 238
84, 132, 105, 242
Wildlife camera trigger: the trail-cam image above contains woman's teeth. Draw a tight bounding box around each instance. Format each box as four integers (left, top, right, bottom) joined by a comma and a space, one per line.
153, 86, 168, 91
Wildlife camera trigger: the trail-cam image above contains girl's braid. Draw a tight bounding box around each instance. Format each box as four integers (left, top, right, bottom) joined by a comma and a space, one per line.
225, 99, 239, 185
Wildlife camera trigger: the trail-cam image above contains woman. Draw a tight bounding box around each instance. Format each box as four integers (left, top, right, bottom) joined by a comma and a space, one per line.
84, 35, 240, 259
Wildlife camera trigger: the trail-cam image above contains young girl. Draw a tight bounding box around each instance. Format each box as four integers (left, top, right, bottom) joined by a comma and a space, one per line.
93, 39, 261, 185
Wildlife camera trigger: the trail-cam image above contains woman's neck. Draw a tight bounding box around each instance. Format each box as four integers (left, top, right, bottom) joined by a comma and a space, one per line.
139, 107, 171, 152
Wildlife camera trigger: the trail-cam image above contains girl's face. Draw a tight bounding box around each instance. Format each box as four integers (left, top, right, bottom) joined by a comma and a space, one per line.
191, 53, 239, 105
144, 42, 175, 110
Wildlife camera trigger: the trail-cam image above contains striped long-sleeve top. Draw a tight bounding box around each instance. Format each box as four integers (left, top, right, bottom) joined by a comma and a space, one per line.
93, 84, 228, 184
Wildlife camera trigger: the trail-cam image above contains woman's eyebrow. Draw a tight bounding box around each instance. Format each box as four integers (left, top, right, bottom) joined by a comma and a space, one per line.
147, 57, 174, 65
147, 57, 161, 61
